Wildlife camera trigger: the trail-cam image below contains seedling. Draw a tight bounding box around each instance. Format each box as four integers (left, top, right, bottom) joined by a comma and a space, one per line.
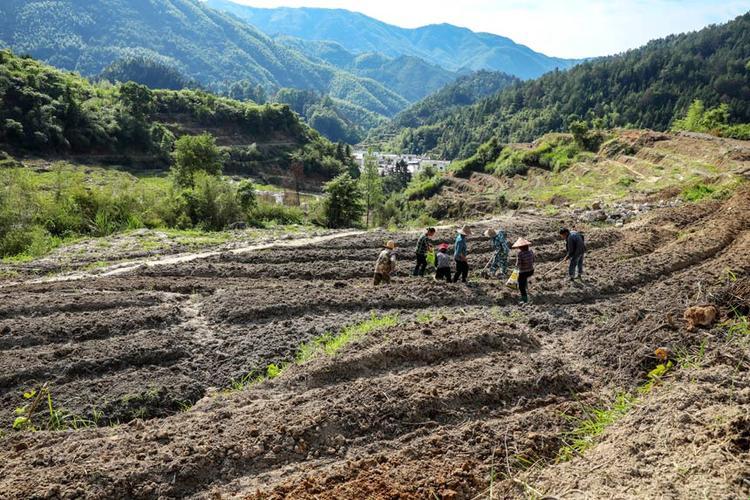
558, 392, 635, 461
416, 312, 433, 324
13, 384, 93, 432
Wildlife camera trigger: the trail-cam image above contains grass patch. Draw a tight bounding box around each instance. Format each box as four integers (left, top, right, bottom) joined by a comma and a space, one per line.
681, 183, 716, 202
416, 312, 433, 324
228, 313, 399, 392
490, 308, 524, 324
558, 361, 673, 461
558, 392, 636, 462
296, 313, 399, 363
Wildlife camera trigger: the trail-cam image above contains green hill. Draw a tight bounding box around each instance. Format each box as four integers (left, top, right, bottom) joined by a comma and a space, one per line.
392, 12, 750, 159
0, 0, 408, 127
389, 70, 519, 131
0, 49, 347, 184
205, 0, 580, 79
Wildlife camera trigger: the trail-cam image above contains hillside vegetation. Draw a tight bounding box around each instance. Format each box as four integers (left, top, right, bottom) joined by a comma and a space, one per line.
393, 12, 750, 159
370, 70, 519, 146
395, 129, 749, 223
206, 0, 579, 78
0, 50, 348, 179
0, 0, 408, 126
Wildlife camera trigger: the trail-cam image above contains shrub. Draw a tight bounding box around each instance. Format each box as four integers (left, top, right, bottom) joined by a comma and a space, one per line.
403, 174, 447, 200
681, 183, 715, 202
248, 202, 304, 227
171, 133, 224, 188
321, 173, 364, 228
181, 173, 243, 230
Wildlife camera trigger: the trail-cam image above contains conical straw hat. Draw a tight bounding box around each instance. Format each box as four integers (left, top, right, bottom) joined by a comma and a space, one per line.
511, 238, 531, 248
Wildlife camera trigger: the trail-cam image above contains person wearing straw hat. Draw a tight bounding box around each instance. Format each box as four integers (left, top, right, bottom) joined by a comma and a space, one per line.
483, 228, 510, 278
373, 240, 398, 285
512, 237, 534, 304
434, 242, 452, 282
453, 225, 472, 283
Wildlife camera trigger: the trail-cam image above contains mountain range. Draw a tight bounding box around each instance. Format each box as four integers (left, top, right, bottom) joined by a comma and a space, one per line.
0, 0, 408, 119
205, 0, 580, 79
391, 12, 750, 159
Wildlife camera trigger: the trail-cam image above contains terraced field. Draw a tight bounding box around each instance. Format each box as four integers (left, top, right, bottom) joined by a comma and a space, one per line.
0, 189, 748, 498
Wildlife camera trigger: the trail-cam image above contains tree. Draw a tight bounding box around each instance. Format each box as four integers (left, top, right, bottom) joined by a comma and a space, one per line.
322, 173, 364, 228
382, 158, 411, 194
568, 120, 589, 149
119, 82, 155, 119
673, 100, 706, 132
237, 180, 257, 211
359, 151, 384, 227
171, 133, 224, 188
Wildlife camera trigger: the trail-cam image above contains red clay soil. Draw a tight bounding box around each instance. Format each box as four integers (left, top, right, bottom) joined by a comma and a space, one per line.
0, 189, 748, 499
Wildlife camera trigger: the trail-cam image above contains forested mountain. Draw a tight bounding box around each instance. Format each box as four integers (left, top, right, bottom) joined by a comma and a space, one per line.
389, 71, 519, 130
277, 37, 459, 102
272, 89, 388, 144
205, 0, 580, 79
0, 0, 408, 127
393, 12, 750, 159
0, 50, 348, 181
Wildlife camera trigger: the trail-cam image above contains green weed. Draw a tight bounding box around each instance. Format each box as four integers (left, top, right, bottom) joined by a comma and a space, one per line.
558, 361, 673, 461
681, 183, 716, 202
675, 339, 708, 370
490, 308, 524, 324
724, 314, 749, 341
296, 313, 399, 364
416, 312, 433, 324
13, 385, 93, 432
558, 392, 635, 461
226, 313, 399, 394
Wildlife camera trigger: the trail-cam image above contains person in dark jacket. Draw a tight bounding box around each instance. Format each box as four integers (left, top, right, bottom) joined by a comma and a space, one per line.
413, 227, 436, 276
559, 228, 585, 281
512, 238, 534, 304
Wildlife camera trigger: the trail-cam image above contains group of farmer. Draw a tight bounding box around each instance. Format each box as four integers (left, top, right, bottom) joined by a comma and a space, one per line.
373, 225, 586, 305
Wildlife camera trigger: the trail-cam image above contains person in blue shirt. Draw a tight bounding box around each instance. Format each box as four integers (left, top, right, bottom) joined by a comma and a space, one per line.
483, 228, 510, 277
453, 225, 472, 283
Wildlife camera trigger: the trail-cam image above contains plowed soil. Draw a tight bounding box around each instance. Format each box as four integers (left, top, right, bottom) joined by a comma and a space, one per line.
0, 190, 749, 499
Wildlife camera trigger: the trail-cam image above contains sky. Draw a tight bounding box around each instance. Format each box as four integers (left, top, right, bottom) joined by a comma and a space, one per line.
226, 0, 750, 58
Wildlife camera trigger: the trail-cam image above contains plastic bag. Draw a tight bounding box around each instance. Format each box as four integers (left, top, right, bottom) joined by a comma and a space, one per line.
426, 249, 436, 267
505, 269, 519, 290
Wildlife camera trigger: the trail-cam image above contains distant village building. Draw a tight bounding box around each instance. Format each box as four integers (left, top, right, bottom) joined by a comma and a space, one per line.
353, 151, 451, 175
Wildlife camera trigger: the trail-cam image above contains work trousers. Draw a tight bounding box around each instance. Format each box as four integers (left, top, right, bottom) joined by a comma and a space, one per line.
453, 260, 469, 283
518, 270, 534, 299
373, 272, 391, 285
413, 253, 428, 276
568, 254, 584, 278
435, 267, 452, 282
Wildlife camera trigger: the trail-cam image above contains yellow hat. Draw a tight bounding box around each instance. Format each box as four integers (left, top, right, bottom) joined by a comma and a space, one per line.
384, 240, 397, 249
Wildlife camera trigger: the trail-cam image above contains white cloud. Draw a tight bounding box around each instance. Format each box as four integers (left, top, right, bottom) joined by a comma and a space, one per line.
223, 0, 749, 57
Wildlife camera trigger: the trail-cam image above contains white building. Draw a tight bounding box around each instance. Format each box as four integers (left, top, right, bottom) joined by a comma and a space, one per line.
353, 151, 451, 175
